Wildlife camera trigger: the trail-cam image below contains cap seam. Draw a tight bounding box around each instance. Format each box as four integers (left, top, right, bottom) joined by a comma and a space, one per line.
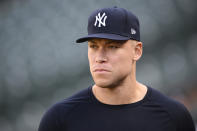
122, 8, 128, 36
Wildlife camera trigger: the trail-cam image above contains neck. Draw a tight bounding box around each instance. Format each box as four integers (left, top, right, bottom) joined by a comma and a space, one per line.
92, 75, 147, 105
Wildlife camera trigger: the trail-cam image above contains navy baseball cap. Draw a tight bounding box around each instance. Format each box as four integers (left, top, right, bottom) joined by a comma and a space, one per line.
76, 7, 140, 43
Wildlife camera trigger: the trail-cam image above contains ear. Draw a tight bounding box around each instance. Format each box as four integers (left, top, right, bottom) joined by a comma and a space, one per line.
133, 41, 143, 61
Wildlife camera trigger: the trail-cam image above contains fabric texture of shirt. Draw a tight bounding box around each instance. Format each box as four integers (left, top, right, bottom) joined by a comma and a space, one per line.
38, 86, 195, 131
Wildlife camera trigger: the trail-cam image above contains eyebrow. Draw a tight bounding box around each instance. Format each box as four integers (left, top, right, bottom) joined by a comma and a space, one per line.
105, 40, 118, 44
88, 40, 96, 44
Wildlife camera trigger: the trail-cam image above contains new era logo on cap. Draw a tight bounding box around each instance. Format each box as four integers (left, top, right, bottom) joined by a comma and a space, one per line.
131, 28, 136, 35
76, 7, 140, 43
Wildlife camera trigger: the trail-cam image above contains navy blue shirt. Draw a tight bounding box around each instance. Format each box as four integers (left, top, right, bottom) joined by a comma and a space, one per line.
38, 86, 195, 131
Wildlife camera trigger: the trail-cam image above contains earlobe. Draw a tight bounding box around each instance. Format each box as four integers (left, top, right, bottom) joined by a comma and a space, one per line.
133, 42, 143, 61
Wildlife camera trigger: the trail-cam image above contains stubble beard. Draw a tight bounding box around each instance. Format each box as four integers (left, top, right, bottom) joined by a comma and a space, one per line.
93, 73, 128, 89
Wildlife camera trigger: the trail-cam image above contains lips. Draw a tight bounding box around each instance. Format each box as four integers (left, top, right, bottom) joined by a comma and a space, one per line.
92, 66, 111, 72
92, 65, 112, 73
94, 69, 110, 72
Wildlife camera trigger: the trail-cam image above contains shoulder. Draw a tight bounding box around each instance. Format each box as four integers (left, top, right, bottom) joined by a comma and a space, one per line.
50, 86, 91, 113
147, 87, 195, 130
148, 87, 182, 107
148, 87, 188, 113
38, 87, 91, 131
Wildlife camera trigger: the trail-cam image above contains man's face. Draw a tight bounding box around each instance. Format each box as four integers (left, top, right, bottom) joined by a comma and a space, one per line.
88, 38, 141, 88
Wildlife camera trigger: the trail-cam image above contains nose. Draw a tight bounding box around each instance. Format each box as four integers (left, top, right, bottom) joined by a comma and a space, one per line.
95, 49, 107, 63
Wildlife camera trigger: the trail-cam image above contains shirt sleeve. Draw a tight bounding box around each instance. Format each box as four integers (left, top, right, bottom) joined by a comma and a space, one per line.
172, 102, 195, 131
38, 104, 64, 131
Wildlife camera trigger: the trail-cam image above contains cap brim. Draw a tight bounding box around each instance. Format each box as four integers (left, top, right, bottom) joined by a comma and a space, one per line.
76, 33, 130, 43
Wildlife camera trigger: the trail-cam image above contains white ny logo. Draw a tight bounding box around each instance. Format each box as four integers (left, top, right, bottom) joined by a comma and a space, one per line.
94, 12, 107, 27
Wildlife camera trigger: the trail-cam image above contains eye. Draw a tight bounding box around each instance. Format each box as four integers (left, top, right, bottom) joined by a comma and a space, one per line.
89, 44, 98, 49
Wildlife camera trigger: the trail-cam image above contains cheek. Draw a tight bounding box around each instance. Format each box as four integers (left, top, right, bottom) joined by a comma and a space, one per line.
112, 53, 132, 67
88, 53, 95, 69
111, 55, 132, 75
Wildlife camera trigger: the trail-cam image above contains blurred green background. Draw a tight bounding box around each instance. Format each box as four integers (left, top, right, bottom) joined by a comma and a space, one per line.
0, 0, 197, 130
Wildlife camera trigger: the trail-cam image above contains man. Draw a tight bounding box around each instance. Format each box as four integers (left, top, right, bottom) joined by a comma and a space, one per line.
38, 7, 195, 131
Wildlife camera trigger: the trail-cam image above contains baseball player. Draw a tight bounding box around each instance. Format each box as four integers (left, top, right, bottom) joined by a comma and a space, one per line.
38, 7, 195, 131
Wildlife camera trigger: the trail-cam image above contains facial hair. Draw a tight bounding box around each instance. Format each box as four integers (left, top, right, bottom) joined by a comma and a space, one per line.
94, 73, 129, 89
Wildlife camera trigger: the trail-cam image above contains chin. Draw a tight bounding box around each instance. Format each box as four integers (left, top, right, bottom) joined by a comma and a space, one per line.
94, 80, 113, 88
94, 79, 121, 89
93, 74, 127, 89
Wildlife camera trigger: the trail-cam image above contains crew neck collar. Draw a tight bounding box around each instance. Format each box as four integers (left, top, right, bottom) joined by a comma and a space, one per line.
88, 85, 152, 109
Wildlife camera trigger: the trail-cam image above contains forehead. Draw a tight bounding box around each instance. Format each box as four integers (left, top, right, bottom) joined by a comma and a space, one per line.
88, 38, 126, 44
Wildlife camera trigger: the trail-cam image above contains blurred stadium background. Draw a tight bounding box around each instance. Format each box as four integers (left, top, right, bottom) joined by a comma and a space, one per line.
0, 0, 197, 130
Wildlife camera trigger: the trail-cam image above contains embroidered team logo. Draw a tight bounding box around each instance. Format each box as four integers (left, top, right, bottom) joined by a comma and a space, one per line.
131, 28, 136, 35
94, 12, 107, 27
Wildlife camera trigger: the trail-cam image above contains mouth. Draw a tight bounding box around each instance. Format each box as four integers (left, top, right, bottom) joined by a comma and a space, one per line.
93, 69, 111, 72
